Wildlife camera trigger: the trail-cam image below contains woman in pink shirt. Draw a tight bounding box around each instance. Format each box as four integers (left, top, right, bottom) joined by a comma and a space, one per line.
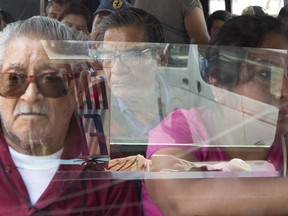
143, 15, 288, 216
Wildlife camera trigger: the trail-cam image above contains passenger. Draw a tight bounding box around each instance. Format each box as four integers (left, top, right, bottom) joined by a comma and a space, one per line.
94, 7, 171, 147
0, 9, 15, 31
134, 0, 210, 44
241, 5, 269, 16
44, 0, 69, 20
0, 16, 140, 215
206, 10, 232, 38
58, 2, 92, 36
90, 0, 133, 41
143, 15, 288, 216
89, 0, 133, 75
278, 4, 288, 32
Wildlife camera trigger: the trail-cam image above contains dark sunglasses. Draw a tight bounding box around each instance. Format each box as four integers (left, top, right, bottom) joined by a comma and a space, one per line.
0, 72, 74, 99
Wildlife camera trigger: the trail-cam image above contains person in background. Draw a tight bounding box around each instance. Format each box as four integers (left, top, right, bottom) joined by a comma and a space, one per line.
0, 9, 15, 31
241, 5, 269, 16
89, 0, 133, 78
90, 0, 133, 41
278, 4, 288, 33
44, 0, 69, 20
134, 0, 210, 44
206, 10, 232, 38
143, 15, 288, 216
0, 15, 140, 215
58, 1, 92, 36
94, 7, 171, 151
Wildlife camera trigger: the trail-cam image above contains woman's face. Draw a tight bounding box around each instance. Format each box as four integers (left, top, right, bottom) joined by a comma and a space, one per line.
232, 33, 288, 135
233, 49, 285, 105
61, 14, 89, 34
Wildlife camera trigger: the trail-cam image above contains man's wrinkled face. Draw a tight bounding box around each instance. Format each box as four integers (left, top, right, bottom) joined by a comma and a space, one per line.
0, 37, 76, 153
102, 26, 158, 100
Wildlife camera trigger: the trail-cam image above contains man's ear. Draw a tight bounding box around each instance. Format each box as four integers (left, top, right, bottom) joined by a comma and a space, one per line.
157, 44, 169, 66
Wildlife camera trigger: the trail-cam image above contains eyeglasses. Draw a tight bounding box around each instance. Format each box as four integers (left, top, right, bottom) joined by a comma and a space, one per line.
93, 48, 153, 68
0, 72, 74, 99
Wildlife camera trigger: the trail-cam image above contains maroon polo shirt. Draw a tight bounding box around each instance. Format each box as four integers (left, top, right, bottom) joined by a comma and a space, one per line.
0, 117, 141, 215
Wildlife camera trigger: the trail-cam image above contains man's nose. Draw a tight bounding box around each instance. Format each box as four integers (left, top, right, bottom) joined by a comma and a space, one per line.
20, 83, 43, 102
112, 57, 129, 75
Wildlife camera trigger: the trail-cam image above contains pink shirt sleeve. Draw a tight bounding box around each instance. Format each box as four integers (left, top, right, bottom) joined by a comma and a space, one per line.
147, 108, 228, 161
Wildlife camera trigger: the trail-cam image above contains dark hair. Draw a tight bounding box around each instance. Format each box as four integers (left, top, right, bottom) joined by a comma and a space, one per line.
206, 10, 232, 35
0, 9, 15, 26
98, 7, 165, 43
58, 2, 93, 31
210, 15, 283, 47
241, 5, 268, 16
206, 15, 285, 87
44, 0, 70, 15
278, 4, 288, 19
278, 4, 288, 31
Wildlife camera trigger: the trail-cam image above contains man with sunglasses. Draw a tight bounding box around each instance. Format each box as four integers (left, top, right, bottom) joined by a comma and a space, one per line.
0, 16, 140, 215
94, 8, 171, 150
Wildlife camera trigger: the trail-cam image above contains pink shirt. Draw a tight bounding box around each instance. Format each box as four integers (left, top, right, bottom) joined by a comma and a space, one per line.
142, 107, 286, 216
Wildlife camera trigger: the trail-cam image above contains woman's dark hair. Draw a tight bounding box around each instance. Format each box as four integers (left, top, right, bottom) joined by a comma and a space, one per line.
45, 0, 70, 15
206, 15, 285, 87
58, 2, 93, 31
278, 4, 288, 20
206, 10, 232, 35
210, 15, 283, 47
0, 9, 15, 30
278, 4, 288, 32
98, 7, 166, 43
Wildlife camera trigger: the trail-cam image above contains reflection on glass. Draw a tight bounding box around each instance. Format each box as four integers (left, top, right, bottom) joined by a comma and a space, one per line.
90, 42, 172, 146
147, 45, 288, 175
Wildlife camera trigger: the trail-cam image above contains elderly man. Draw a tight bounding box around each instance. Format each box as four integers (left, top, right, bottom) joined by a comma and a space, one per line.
0, 16, 139, 215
